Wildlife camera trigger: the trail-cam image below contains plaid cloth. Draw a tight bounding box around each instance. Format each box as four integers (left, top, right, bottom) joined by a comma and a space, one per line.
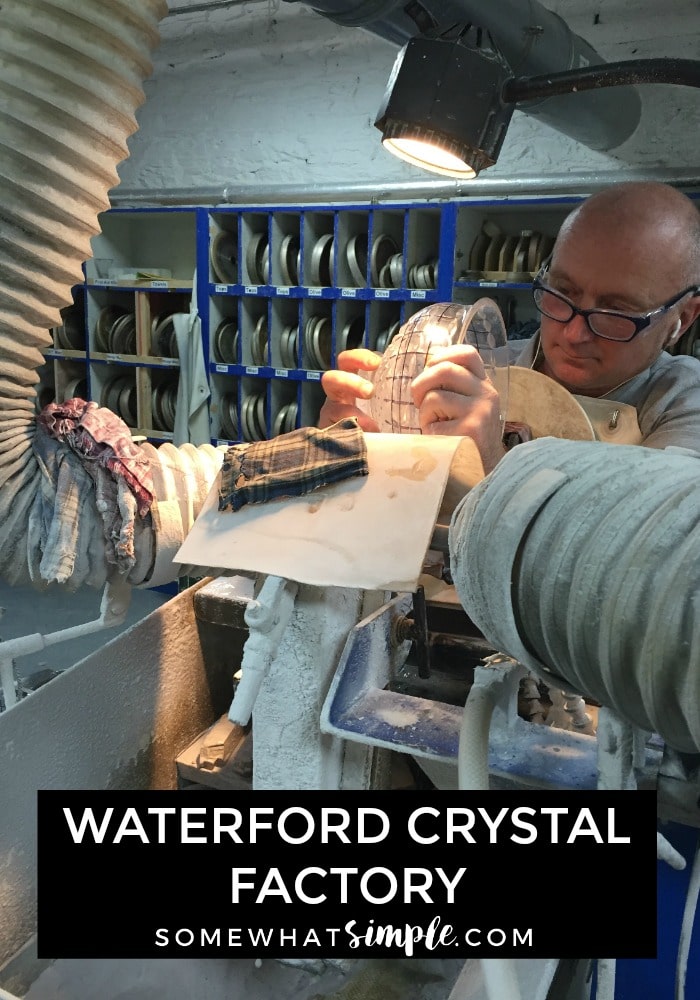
218, 417, 368, 512
38, 398, 154, 516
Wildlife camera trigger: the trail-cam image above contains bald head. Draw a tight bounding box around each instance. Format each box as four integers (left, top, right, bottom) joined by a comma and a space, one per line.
557, 182, 700, 287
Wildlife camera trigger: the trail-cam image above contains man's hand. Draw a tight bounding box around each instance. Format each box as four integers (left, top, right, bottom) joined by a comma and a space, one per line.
319, 349, 381, 431
410, 344, 506, 473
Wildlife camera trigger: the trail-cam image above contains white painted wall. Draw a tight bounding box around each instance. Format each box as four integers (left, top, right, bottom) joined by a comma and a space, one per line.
114, 0, 700, 199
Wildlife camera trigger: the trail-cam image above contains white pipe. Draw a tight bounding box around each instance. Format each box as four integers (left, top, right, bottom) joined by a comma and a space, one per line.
596, 958, 616, 1000
0, 986, 24, 1000
676, 837, 700, 1000
228, 575, 299, 726
481, 958, 523, 1000
458, 658, 523, 791
0, 578, 132, 709
110, 167, 700, 208
458, 681, 496, 791
0, 656, 18, 709
658, 832, 688, 872
454, 663, 526, 1000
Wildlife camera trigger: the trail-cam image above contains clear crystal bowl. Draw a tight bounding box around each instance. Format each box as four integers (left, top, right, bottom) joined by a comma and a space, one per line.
366, 299, 509, 433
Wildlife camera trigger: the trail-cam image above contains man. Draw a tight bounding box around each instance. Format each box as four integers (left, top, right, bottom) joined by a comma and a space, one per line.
319, 182, 700, 471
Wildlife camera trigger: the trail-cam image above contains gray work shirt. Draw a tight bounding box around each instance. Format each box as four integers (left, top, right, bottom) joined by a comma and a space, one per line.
512, 334, 700, 452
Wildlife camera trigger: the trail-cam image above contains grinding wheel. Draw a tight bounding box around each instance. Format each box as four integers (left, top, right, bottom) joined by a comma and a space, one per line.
506, 367, 595, 441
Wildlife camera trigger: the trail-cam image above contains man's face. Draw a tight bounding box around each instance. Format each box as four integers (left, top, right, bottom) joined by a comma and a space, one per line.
538, 222, 693, 397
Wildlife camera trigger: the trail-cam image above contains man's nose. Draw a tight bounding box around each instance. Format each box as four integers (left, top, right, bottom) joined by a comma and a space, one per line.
563, 310, 596, 343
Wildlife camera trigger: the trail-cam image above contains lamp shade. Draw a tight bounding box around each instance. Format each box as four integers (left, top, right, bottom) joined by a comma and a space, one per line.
374, 26, 515, 178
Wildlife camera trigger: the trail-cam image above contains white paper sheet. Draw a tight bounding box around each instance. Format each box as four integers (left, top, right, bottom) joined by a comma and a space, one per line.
175, 433, 481, 592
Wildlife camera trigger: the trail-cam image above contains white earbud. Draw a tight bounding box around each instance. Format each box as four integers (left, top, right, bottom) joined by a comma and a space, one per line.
666, 319, 682, 346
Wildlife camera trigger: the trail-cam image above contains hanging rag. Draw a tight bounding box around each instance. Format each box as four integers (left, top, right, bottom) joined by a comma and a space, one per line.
173, 270, 211, 446
218, 417, 369, 513
28, 430, 105, 588
35, 398, 155, 577
37, 397, 154, 514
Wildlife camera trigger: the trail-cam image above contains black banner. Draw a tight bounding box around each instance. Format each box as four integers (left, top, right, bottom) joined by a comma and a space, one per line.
37, 789, 657, 959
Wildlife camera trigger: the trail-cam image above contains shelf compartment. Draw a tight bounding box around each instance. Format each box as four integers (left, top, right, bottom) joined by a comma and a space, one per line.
299, 379, 325, 430
335, 300, 367, 358
300, 301, 333, 372
303, 210, 335, 288
336, 209, 370, 288
270, 298, 301, 370
240, 375, 268, 442
270, 380, 300, 437
271, 211, 302, 287
209, 210, 240, 285
54, 358, 88, 404
210, 296, 240, 366
406, 206, 441, 290
367, 302, 402, 353
240, 297, 270, 368
453, 199, 573, 282
91, 363, 138, 429
210, 373, 240, 444
88, 208, 196, 285
241, 212, 271, 286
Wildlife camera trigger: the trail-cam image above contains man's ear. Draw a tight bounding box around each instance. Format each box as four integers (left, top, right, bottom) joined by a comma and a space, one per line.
677, 296, 700, 336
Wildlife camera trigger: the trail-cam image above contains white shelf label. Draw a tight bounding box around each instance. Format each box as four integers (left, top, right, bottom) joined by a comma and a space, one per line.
410, 290, 427, 300
374, 289, 390, 299
245, 365, 260, 375
274, 368, 289, 378
150, 280, 169, 289
306, 371, 321, 381
277, 286, 290, 296
159, 357, 179, 367
308, 287, 322, 297
94, 278, 115, 287
216, 439, 230, 447
244, 285, 258, 295
214, 283, 229, 293
478, 281, 498, 287
106, 352, 121, 361
215, 364, 228, 373
341, 288, 356, 298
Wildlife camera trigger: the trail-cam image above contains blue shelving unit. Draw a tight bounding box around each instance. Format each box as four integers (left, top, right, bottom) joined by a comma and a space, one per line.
41, 194, 590, 445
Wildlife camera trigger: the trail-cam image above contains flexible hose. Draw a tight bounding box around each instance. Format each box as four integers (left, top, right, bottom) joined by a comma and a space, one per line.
449, 438, 700, 754
0, 0, 228, 592
0, 0, 169, 587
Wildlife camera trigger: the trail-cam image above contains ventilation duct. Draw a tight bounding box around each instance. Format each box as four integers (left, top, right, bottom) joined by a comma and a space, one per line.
449, 439, 700, 755
0, 0, 225, 591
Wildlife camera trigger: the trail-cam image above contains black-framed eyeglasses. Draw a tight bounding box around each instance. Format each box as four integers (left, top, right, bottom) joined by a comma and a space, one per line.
532, 266, 699, 343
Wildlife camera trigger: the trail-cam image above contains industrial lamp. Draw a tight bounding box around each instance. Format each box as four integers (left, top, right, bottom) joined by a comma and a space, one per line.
374, 22, 700, 179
